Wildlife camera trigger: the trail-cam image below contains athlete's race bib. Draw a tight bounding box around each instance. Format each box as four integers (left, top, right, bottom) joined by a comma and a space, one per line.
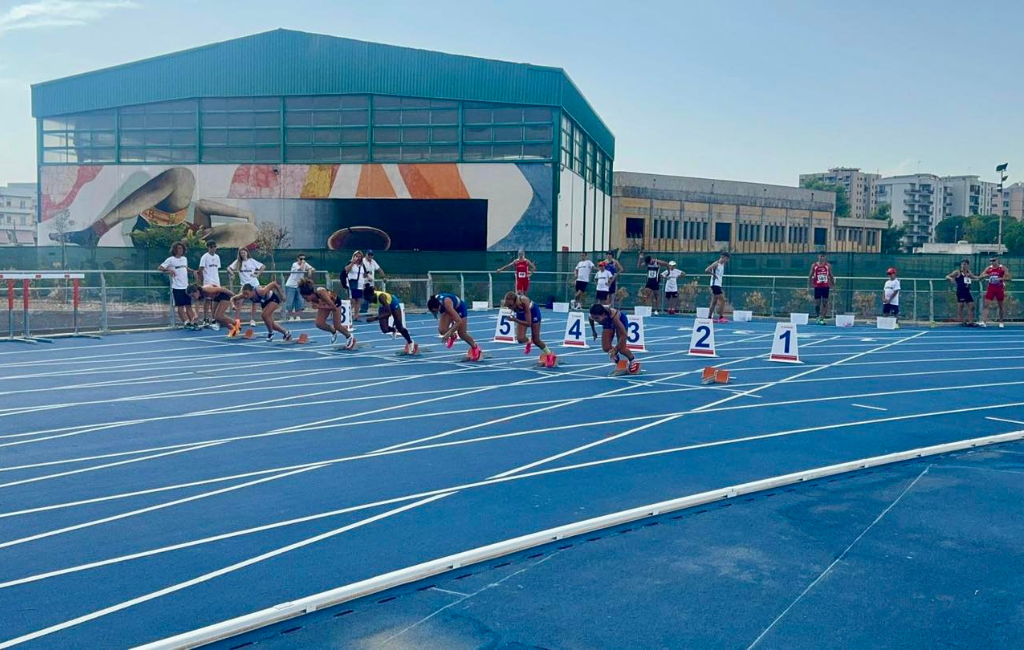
816, 273, 828, 284
964, 277, 972, 286
517, 271, 527, 278
648, 270, 658, 279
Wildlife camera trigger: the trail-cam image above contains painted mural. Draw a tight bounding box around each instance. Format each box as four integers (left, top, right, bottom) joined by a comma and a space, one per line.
38, 163, 553, 251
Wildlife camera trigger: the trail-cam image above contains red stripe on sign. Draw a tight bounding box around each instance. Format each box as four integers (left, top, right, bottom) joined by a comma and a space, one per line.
771, 354, 799, 361
494, 336, 515, 342
563, 340, 587, 347
627, 344, 646, 351
689, 348, 715, 355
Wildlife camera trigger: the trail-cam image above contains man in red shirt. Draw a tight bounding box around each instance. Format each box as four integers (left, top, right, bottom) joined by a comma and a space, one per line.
980, 255, 1012, 328
808, 251, 835, 325
496, 250, 536, 295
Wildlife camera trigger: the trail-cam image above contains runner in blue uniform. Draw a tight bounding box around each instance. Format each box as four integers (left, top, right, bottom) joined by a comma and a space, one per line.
238, 281, 291, 342
589, 303, 640, 373
502, 291, 555, 366
427, 293, 482, 360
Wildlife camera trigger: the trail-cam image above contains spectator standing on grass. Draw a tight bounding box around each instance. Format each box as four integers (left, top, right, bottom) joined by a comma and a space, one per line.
705, 251, 730, 323
158, 242, 198, 329
808, 251, 835, 326
946, 259, 979, 327
285, 253, 314, 321
196, 241, 222, 329
882, 267, 901, 328
228, 248, 265, 326
980, 255, 1011, 329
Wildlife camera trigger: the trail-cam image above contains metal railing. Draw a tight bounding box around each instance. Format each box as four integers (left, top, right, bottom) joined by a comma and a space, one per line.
2, 267, 1019, 339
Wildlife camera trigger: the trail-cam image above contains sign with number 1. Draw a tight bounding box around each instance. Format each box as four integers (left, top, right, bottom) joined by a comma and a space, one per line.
493, 308, 516, 344
562, 311, 588, 347
770, 322, 801, 363
688, 318, 717, 356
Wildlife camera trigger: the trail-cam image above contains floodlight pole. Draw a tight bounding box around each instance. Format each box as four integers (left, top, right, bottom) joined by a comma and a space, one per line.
996, 163, 1009, 250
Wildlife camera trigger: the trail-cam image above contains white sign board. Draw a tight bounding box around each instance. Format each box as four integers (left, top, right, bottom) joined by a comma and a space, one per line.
769, 322, 801, 363
688, 318, 717, 357
836, 314, 855, 328
733, 310, 752, 322
493, 308, 517, 343
625, 314, 647, 352
562, 311, 588, 348
790, 313, 809, 325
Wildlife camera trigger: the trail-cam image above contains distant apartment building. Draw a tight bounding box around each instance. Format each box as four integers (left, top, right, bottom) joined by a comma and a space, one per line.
798, 167, 879, 219
612, 172, 883, 254
940, 176, 999, 218
996, 182, 1024, 220
873, 174, 942, 248
0, 183, 37, 246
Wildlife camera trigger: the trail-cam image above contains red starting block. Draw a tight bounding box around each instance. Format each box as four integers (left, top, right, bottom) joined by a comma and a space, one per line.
537, 352, 558, 368
701, 366, 731, 385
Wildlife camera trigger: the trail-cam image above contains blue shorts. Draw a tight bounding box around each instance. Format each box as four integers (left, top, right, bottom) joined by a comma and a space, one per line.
602, 312, 629, 331
348, 280, 363, 300
516, 304, 542, 325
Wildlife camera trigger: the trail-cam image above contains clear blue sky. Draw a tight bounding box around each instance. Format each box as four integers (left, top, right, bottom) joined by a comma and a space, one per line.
0, 0, 1019, 188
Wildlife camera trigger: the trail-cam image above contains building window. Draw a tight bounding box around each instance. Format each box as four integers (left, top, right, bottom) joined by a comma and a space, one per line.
284, 95, 369, 162
560, 114, 572, 169
814, 227, 827, 246
200, 97, 281, 163
714, 222, 731, 242
42, 110, 116, 163
372, 96, 460, 162
461, 101, 553, 162
625, 217, 644, 240
571, 123, 584, 173
738, 223, 761, 242
867, 230, 877, 246
683, 221, 707, 241
119, 100, 198, 163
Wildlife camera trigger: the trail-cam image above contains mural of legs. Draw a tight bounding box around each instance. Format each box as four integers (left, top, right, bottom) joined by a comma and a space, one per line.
194, 200, 257, 248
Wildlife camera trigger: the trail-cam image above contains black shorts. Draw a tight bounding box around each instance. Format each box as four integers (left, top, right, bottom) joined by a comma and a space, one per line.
711, 285, 723, 296
814, 286, 830, 300
609, 282, 617, 294
596, 290, 609, 300
213, 292, 231, 303
258, 292, 281, 308
957, 291, 974, 304
575, 280, 588, 292
172, 288, 192, 307
348, 280, 363, 300
665, 291, 678, 299
645, 279, 660, 291
882, 303, 899, 316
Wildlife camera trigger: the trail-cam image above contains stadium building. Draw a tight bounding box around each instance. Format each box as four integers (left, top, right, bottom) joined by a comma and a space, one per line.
31, 29, 614, 252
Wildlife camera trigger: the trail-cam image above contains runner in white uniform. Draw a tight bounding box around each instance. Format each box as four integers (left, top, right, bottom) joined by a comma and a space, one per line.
705, 252, 729, 323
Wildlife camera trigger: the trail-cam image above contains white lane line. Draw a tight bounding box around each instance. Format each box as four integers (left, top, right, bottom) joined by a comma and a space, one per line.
851, 403, 888, 412
986, 416, 1024, 426
0, 494, 450, 649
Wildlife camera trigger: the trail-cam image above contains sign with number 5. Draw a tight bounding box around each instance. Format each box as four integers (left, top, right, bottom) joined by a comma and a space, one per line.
493, 308, 516, 344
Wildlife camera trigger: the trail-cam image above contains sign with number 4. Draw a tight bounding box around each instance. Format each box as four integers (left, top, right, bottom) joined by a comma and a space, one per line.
688, 318, 717, 356
562, 311, 588, 347
770, 322, 801, 363
493, 308, 516, 344
625, 314, 647, 352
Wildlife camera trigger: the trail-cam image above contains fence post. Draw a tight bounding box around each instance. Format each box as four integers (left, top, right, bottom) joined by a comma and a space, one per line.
912, 279, 918, 322
488, 273, 493, 309
770, 276, 777, 317
460, 274, 465, 301
100, 272, 109, 333
928, 280, 935, 324
426, 273, 433, 300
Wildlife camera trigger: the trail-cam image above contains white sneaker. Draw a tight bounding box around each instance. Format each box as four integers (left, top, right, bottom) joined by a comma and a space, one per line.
210, 323, 220, 331
331, 331, 338, 345
978, 322, 987, 328
250, 319, 257, 327
999, 323, 1005, 329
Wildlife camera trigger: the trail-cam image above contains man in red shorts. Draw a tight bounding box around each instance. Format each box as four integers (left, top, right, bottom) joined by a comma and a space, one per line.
980, 255, 1012, 328
496, 250, 536, 295
808, 251, 834, 325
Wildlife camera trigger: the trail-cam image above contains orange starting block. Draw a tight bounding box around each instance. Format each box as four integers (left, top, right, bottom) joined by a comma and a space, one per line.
243, 328, 255, 339
610, 359, 642, 376
275, 332, 310, 345
536, 352, 558, 368
701, 366, 730, 385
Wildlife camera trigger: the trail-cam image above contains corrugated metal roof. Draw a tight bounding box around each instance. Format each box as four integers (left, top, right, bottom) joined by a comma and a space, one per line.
31, 29, 613, 156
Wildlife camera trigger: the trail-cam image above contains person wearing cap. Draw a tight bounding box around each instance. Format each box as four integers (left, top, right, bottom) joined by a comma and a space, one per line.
661, 261, 685, 315
594, 260, 614, 305
980, 255, 1012, 328
571, 252, 595, 310
946, 259, 979, 327
360, 250, 385, 315
704, 251, 730, 323
882, 267, 901, 327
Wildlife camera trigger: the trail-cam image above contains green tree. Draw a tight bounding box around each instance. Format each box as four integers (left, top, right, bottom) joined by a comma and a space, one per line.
1003, 219, 1024, 256
800, 179, 850, 218
129, 224, 205, 251
869, 203, 891, 221
880, 220, 906, 254
964, 215, 1001, 244
935, 215, 970, 243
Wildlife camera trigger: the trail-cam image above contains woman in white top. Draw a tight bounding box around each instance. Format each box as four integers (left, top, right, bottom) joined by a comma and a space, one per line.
344, 250, 366, 323
158, 242, 198, 329
660, 261, 685, 315
284, 253, 315, 321
228, 248, 265, 326
704, 252, 730, 323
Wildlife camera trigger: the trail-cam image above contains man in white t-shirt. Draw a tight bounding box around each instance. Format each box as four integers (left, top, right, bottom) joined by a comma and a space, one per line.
359, 250, 385, 315
572, 252, 595, 309
704, 252, 730, 323
159, 241, 198, 329
285, 253, 315, 321
196, 241, 222, 329
660, 261, 685, 315
882, 267, 901, 328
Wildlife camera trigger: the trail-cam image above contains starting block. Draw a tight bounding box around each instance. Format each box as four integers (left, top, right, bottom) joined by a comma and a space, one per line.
275, 333, 310, 345
226, 328, 256, 340
701, 366, 731, 385
609, 359, 642, 376
536, 352, 559, 368
460, 351, 487, 363
395, 344, 425, 357
332, 339, 366, 351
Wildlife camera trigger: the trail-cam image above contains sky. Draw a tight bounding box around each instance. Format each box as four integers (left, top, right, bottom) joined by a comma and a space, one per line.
0, 0, 1020, 188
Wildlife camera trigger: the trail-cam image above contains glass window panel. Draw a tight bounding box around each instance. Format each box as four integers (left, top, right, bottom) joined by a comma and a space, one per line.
430, 99, 457, 108
43, 118, 69, 130
373, 145, 401, 160
43, 133, 69, 147
402, 110, 430, 125
493, 143, 522, 159
374, 96, 402, 109
313, 129, 341, 144
341, 111, 368, 126
522, 143, 550, 159
287, 145, 313, 160
285, 96, 314, 110
310, 147, 341, 162
493, 107, 522, 123
493, 126, 523, 141
92, 131, 115, 147
313, 111, 341, 126
401, 145, 430, 161
464, 108, 491, 125
202, 113, 229, 127
430, 145, 458, 160
400, 97, 429, 108
252, 98, 280, 110
253, 129, 280, 145
203, 130, 228, 145
341, 95, 369, 109
340, 146, 368, 161
143, 130, 172, 145
524, 107, 552, 122
171, 131, 196, 146
286, 111, 312, 127
430, 109, 458, 125
120, 114, 145, 129
462, 144, 491, 160
341, 128, 367, 143
227, 130, 254, 145
373, 111, 401, 126
286, 129, 313, 144
374, 127, 401, 143
524, 125, 552, 141
431, 126, 458, 142
311, 96, 342, 109
253, 112, 280, 127
463, 126, 491, 142
402, 127, 429, 143
145, 114, 173, 128
80, 148, 115, 162
172, 113, 196, 128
